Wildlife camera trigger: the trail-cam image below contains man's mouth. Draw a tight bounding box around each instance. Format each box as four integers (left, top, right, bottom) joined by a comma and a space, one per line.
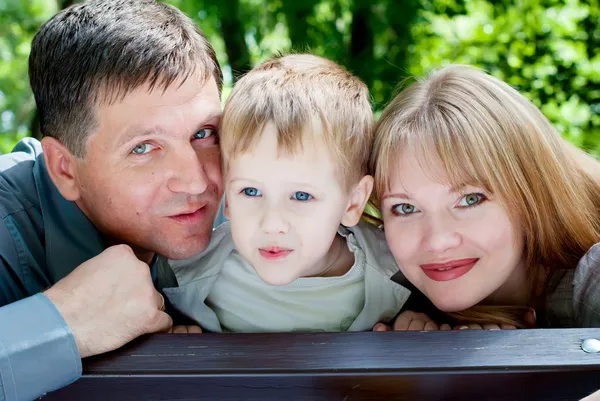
169, 205, 207, 224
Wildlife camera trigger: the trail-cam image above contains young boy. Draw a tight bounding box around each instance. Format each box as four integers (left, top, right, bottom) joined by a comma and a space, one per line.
163, 54, 410, 332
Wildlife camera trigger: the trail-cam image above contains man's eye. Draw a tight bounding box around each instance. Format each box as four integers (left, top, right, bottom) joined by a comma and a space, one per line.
193, 128, 216, 140
457, 193, 487, 208
391, 203, 420, 216
242, 187, 262, 197
292, 191, 313, 201
131, 143, 155, 155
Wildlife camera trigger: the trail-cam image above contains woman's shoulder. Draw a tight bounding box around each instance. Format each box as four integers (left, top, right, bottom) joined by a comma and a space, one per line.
545, 243, 600, 328
571, 243, 600, 327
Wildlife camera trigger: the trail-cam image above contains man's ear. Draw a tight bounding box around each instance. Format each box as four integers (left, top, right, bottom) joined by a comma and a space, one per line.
41, 137, 82, 201
341, 175, 374, 227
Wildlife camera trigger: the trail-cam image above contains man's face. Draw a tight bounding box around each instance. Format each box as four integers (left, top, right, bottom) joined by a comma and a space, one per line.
72, 74, 223, 261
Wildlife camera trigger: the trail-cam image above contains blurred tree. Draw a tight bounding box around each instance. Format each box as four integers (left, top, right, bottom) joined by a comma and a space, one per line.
0, 0, 58, 152
407, 0, 600, 154
0, 0, 598, 155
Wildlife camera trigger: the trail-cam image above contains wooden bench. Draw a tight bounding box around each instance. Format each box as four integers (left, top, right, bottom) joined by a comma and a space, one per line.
45, 328, 600, 400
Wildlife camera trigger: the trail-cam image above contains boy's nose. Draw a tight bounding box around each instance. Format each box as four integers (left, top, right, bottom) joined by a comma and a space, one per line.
260, 208, 290, 235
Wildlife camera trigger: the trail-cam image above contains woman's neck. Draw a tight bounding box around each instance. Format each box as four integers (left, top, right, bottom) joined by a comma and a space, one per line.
483, 259, 531, 306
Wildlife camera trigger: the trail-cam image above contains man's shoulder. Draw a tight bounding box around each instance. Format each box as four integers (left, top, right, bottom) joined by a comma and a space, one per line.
0, 138, 44, 217
0, 138, 43, 172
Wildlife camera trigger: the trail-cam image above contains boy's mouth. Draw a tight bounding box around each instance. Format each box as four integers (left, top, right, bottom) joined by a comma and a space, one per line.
259, 246, 293, 261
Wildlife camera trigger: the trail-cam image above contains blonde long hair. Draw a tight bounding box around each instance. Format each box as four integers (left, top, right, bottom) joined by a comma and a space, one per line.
369, 64, 600, 327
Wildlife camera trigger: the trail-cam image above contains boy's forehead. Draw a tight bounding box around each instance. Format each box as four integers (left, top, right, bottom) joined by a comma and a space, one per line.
227, 142, 343, 182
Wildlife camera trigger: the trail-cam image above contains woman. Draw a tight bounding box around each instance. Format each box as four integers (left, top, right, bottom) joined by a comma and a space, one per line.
369, 64, 600, 328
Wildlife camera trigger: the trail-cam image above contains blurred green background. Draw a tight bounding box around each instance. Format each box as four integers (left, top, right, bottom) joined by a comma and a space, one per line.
0, 0, 598, 154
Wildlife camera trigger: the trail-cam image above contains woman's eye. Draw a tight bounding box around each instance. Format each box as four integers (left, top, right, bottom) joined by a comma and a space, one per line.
193, 128, 216, 140
131, 143, 155, 155
392, 203, 420, 216
242, 187, 262, 197
292, 191, 313, 201
457, 193, 487, 208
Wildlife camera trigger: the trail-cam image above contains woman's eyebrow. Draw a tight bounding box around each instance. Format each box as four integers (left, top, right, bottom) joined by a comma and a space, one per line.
382, 192, 411, 200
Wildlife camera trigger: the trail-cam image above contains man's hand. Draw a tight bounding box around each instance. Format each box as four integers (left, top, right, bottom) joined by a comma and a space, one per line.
44, 244, 173, 358
373, 310, 451, 331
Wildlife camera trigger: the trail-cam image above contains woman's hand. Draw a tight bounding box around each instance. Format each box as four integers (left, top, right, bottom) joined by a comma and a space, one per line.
373, 310, 451, 331
453, 323, 516, 330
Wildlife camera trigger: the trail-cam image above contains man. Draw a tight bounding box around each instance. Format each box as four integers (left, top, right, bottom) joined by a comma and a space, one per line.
0, 1, 223, 400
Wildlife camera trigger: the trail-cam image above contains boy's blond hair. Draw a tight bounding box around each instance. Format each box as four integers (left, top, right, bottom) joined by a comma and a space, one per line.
220, 54, 373, 190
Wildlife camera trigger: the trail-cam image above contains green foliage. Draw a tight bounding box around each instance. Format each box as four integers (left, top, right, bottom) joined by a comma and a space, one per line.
0, 0, 57, 153
408, 0, 600, 154
0, 0, 598, 155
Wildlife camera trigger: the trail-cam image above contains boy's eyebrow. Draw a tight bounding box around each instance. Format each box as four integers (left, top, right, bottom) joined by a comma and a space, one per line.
228, 177, 259, 184
228, 178, 321, 190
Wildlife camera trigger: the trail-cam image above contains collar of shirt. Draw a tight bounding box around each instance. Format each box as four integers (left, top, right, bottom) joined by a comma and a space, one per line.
22, 138, 157, 284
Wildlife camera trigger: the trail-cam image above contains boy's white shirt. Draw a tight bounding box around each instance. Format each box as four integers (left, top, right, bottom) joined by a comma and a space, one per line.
163, 220, 411, 332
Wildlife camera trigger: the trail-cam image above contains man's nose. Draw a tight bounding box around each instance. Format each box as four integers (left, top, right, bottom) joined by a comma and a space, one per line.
166, 146, 209, 195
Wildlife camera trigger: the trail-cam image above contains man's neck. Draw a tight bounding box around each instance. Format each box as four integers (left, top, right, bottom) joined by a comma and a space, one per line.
103, 236, 155, 264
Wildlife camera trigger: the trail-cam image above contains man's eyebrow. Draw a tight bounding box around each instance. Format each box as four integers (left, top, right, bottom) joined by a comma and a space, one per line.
116, 127, 159, 148
116, 111, 222, 148
199, 111, 221, 126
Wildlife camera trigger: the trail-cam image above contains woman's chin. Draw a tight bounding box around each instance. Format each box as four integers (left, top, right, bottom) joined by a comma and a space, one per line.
430, 296, 478, 313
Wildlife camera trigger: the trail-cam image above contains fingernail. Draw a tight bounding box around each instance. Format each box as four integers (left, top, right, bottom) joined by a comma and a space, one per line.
489, 328, 500, 331
530, 308, 537, 321
458, 325, 469, 330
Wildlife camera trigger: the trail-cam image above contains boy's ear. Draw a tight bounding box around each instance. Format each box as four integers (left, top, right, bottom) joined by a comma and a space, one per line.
41, 136, 82, 201
341, 175, 374, 227
223, 196, 230, 220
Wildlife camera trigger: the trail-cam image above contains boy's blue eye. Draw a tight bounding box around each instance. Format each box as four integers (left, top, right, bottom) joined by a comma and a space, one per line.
242, 187, 261, 197
293, 191, 313, 201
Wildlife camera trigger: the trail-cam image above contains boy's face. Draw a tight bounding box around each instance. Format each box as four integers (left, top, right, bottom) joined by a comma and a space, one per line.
224, 123, 354, 285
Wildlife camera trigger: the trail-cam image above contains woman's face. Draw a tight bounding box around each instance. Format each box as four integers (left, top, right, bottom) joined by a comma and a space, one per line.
381, 151, 526, 312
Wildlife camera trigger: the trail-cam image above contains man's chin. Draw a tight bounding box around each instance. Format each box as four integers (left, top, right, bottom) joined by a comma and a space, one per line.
155, 236, 212, 260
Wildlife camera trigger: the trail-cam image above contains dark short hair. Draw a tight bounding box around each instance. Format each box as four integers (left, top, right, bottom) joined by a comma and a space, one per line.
29, 0, 223, 156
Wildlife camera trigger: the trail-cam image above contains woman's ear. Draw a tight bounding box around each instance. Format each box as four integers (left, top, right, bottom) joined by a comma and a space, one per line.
41, 137, 82, 201
341, 175, 374, 227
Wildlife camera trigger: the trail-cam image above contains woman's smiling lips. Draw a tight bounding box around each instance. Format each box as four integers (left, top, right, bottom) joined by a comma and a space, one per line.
420, 258, 479, 281
259, 246, 293, 261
